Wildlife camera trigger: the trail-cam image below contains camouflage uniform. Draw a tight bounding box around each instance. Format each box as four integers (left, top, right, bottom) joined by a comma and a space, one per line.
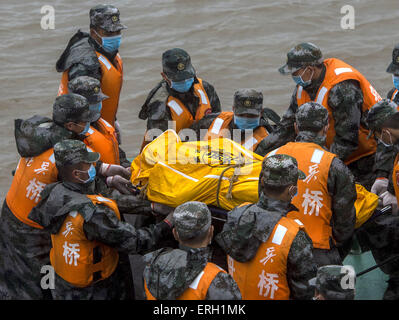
56, 5, 126, 82
256, 43, 376, 189
216, 155, 317, 300
192, 89, 281, 149
27, 140, 172, 300
289, 103, 356, 266
359, 100, 399, 300
67, 76, 131, 167
309, 265, 356, 300
138, 48, 221, 135
143, 201, 241, 300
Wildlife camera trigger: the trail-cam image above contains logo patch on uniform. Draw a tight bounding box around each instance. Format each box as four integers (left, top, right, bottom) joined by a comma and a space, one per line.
396, 56, 399, 64
177, 63, 185, 71
244, 100, 252, 107
94, 86, 100, 93
112, 15, 118, 22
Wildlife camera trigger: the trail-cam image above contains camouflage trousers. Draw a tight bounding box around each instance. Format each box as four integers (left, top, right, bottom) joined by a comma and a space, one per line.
0, 201, 51, 300
347, 154, 376, 191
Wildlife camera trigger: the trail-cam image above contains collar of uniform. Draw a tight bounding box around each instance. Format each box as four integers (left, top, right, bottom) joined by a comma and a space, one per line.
178, 244, 211, 260
62, 179, 97, 195
295, 131, 327, 147
258, 193, 292, 213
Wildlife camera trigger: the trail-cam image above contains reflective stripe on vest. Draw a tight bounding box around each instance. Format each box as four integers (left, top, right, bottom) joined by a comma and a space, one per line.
393, 154, 399, 204
57, 52, 123, 127
144, 262, 225, 300
270, 142, 335, 249
204, 111, 269, 152
5, 148, 58, 229
228, 216, 302, 300
50, 195, 121, 288
83, 118, 120, 165
296, 58, 379, 165
167, 78, 212, 133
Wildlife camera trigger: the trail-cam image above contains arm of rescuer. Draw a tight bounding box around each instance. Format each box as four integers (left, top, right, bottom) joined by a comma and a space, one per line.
255, 87, 299, 156
83, 203, 173, 255
286, 229, 318, 300
327, 80, 364, 162
205, 272, 242, 300
327, 157, 357, 247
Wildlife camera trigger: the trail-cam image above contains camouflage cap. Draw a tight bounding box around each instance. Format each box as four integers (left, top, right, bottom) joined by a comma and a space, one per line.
68, 76, 108, 122
309, 265, 356, 300
366, 99, 398, 138
89, 4, 127, 33
54, 139, 100, 168
279, 42, 323, 75
262, 154, 306, 187
52, 94, 97, 125
295, 102, 329, 132
386, 43, 399, 74
233, 89, 263, 116
173, 201, 212, 241
162, 48, 196, 82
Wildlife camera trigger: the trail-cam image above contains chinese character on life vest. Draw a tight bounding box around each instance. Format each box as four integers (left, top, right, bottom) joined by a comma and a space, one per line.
257, 270, 279, 299
34, 161, 50, 175
26, 178, 46, 203
63, 241, 80, 266
302, 188, 324, 216
303, 164, 319, 184
228, 256, 235, 276
62, 222, 74, 238
259, 247, 276, 265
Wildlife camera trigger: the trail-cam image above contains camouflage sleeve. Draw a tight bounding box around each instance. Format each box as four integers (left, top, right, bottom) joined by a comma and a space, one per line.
386, 88, 396, 101
327, 157, 357, 246
255, 88, 298, 156
206, 272, 242, 300
83, 204, 172, 255
202, 80, 221, 113
374, 141, 396, 179
190, 112, 219, 138
388, 172, 395, 195
68, 63, 102, 82
327, 80, 363, 161
287, 230, 317, 300
117, 146, 132, 168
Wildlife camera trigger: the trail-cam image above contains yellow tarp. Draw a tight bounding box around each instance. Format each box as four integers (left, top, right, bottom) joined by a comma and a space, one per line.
131, 130, 379, 228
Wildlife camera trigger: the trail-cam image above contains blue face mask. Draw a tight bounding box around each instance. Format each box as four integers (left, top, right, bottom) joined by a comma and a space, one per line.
89, 102, 102, 113
102, 35, 122, 53
77, 122, 91, 135
77, 164, 96, 184
392, 75, 399, 90
171, 77, 194, 93
234, 115, 260, 130
292, 67, 313, 87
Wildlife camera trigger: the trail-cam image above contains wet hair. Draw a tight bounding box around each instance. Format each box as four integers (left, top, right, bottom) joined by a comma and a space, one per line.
57, 162, 86, 182
177, 227, 211, 246
262, 182, 291, 197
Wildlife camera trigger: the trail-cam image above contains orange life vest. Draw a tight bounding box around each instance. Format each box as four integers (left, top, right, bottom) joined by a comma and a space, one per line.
204, 111, 269, 152
296, 58, 380, 165
267, 142, 336, 249
58, 52, 123, 127
83, 118, 120, 165
50, 195, 121, 288
166, 78, 212, 133
5, 148, 58, 229
228, 216, 303, 300
393, 153, 399, 204
144, 262, 225, 300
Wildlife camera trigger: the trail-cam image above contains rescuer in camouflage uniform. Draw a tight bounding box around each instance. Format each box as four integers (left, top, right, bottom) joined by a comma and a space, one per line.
256, 42, 379, 190
143, 201, 241, 300
216, 154, 317, 300
27, 140, 174, 300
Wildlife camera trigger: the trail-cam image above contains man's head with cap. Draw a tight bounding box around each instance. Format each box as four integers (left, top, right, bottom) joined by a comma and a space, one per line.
279, 42, 324, 88
172, 201, 213, 247
309, 265, 356, 300
161, 48, 196, 92
53, 93, 97, 135
54, 139, 100, 183
68, 76, 109, 122
295, 102, 329, 135
386, 44, 399, 76
260, 154, 306, 201
366, 99, 399, 146
233, 89, 263, 130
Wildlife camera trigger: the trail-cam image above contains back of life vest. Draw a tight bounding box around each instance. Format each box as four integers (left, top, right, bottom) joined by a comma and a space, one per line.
166, 78, 212, 133
204, 111, 269, 152
6, 148, 58, 229
144, 262, 225, 300
267, 142, 335, 249
227, 216, 303, 300
57, 52, 123, 127
50, 195, 121, 288
83, 118, 120, 164
296, 58, 380, 164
